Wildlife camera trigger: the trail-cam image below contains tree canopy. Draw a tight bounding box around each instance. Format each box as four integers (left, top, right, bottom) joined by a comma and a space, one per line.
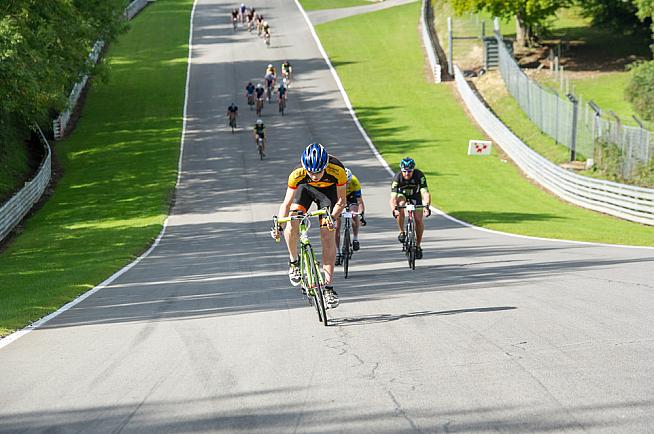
449, 0, 572, 46
0, 0, 126, 137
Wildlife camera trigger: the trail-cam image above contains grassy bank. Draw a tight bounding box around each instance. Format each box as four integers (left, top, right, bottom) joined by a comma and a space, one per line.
0, 0, 192, 337
315, 3, 654, 246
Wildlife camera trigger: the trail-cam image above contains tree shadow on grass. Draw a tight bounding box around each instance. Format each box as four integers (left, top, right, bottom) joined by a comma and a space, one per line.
449, 211, 566, 226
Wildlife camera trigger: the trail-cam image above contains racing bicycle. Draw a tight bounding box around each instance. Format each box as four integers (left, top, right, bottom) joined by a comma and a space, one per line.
395, 204, 426, 270
255, 135, 264, 159
256, 97, 264, 116
228, 113, 237, 133
278, 95, 286, 115
273, 208, 333, 326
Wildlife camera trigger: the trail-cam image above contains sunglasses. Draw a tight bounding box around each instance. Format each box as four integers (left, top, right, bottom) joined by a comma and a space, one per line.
401, 169, 414, 173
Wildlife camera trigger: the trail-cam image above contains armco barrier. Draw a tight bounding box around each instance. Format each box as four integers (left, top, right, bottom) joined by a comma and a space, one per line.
420, 0, 441, 83
454, 66, 654, 226
0, 128, 52, 242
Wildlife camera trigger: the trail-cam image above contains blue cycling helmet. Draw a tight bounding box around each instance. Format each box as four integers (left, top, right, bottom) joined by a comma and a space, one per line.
301, 143, 329, 173
400, 157, 415, 171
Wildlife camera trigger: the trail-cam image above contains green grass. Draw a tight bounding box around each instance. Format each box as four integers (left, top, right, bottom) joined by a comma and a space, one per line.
299, 0, 372, 11
315, 3, 654, 246
0, 0, 192, 337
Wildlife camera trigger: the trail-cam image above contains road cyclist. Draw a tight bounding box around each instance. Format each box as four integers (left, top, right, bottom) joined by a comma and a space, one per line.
272, 208, 334, 325
255, 83, 265, 115
227, 102, 238, 133
239, 3, 247, 23
253, 119, 266, 159
247, 8, 256, 31
390, 157, 431, 260
230, 8, 239, 30
264, 64, 276, 102
262, 21, 271, 46
277, 81, 288, 115
335, 168, 366, 267
256, 14, 264, 35
270, 143, 347, 309
281, 60, 293, 86
245, 81, 255, 110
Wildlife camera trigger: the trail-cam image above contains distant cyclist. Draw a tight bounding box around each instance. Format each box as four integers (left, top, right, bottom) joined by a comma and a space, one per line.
281, 60, 293, 85
239, 3, 246, 21
262, 21, 271, 44
256, 14, 264, 35
277, 81, 288, 110
245, 81, 255, 106
253, 119, 266, 156
270, 143, 347, 308
390, 157, 431, 259
227, 102, 238, 126
335, 168, 366, 265
230, 8, 239, 29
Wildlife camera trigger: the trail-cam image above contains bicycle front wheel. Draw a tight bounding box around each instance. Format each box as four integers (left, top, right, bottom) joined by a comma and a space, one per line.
306, 245, 327, 325
342, 227, 351, 279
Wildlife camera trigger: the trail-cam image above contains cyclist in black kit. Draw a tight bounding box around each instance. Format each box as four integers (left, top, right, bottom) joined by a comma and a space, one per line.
389, 157, 431, 259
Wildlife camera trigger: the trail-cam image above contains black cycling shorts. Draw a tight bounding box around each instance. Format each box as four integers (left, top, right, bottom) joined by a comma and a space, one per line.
292, 184, 337, 215
397, 193, 422, 206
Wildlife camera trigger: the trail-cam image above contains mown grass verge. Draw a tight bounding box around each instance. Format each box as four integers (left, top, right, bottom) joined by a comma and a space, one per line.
315, 3, 654, 246
299, 0, 371, 11
0, 0, 192, 337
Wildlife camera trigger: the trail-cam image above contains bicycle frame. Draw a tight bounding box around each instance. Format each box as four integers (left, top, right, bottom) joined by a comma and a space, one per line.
273, 208, 333, 325
396, 204, 425, 270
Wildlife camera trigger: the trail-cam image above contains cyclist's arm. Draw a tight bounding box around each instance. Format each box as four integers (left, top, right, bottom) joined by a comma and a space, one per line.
278, 187, 296, 224
356, 196, 365, 215
332, 184, 346, 220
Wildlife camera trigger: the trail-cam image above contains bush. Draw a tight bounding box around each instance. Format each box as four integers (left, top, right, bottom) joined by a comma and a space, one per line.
625, 60, 654, 122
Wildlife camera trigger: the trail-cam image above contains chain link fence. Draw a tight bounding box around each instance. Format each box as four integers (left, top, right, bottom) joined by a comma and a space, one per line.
495, 30, 653, 181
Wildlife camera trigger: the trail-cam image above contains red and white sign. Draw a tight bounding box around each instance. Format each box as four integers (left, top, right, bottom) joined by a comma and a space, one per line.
468, 140, 492, 156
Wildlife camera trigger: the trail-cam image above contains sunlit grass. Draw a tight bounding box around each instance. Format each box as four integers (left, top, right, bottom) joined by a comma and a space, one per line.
0, 0, 193, 337
316, 3, 654, 247
299, 0, 372, 11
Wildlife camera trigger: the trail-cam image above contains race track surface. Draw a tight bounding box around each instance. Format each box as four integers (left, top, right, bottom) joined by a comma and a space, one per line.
1, 0, 654, 432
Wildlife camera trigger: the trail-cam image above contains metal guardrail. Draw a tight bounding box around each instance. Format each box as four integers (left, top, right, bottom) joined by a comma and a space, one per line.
420, 0, 441, 83
454, 65, 654, 226
0, 128, 52, 242
53, 0, 152, 139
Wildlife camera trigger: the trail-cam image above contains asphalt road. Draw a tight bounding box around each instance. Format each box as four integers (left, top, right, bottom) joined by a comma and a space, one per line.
1, 0, 654, 432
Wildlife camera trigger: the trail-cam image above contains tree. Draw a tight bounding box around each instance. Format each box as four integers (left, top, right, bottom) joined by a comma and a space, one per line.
449, 0, 572, 46
0, 0, 126, 139
577, 0, 648, 34
625, 0, 654, 122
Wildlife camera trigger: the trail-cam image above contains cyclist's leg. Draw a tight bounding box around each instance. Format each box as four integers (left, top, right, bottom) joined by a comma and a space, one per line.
395, 195, 406, 233
412, 197, 424, 245
349, 203, 360, 237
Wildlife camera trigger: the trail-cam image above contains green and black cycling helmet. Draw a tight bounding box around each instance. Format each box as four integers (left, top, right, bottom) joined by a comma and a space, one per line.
400, 157, 415, 171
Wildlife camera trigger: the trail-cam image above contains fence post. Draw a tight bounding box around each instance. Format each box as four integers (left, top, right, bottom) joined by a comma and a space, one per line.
567, 93, 578, 161
447, 17, 454, 76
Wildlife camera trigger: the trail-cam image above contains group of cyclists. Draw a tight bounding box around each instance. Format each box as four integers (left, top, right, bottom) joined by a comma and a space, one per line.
231, 3, 271, 44
227, 5, 431, 310
270, 143, 431, 309
228, 61, 293, 157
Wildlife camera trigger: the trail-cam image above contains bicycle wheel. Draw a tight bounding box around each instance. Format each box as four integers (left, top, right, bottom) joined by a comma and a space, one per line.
408, 232, 416, 270
306, 245, 326, 325
342, 226, 351, 279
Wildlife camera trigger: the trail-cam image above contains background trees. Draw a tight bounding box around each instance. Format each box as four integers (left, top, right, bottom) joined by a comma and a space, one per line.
0, 0, 126, 143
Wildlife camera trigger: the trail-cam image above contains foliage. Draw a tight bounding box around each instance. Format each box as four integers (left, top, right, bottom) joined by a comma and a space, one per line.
625, 60, 654, 121
576, 0, 649, 34
448, 0, 572, 45
0, 0, 126, 131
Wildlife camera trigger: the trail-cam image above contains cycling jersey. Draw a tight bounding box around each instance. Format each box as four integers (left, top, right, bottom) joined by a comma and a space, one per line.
288, 155, 347, 189
253, 125, 265, 135
255, 87, 265, 98
231, 10, 238, 18
278, 86, 287, 96
281, 62, 292, 74
346, 175, 362, 201
391, 169, 428, 198
227, 105, 238, 114
246, 84, 255, 94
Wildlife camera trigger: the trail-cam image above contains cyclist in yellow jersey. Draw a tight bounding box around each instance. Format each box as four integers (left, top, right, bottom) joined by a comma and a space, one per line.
335, 168, 365, 265
271, 143, 346, 308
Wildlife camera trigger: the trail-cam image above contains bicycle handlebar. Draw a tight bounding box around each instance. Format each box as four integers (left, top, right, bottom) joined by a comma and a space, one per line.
275, 207, 329, 224
395, 204, 427, 210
